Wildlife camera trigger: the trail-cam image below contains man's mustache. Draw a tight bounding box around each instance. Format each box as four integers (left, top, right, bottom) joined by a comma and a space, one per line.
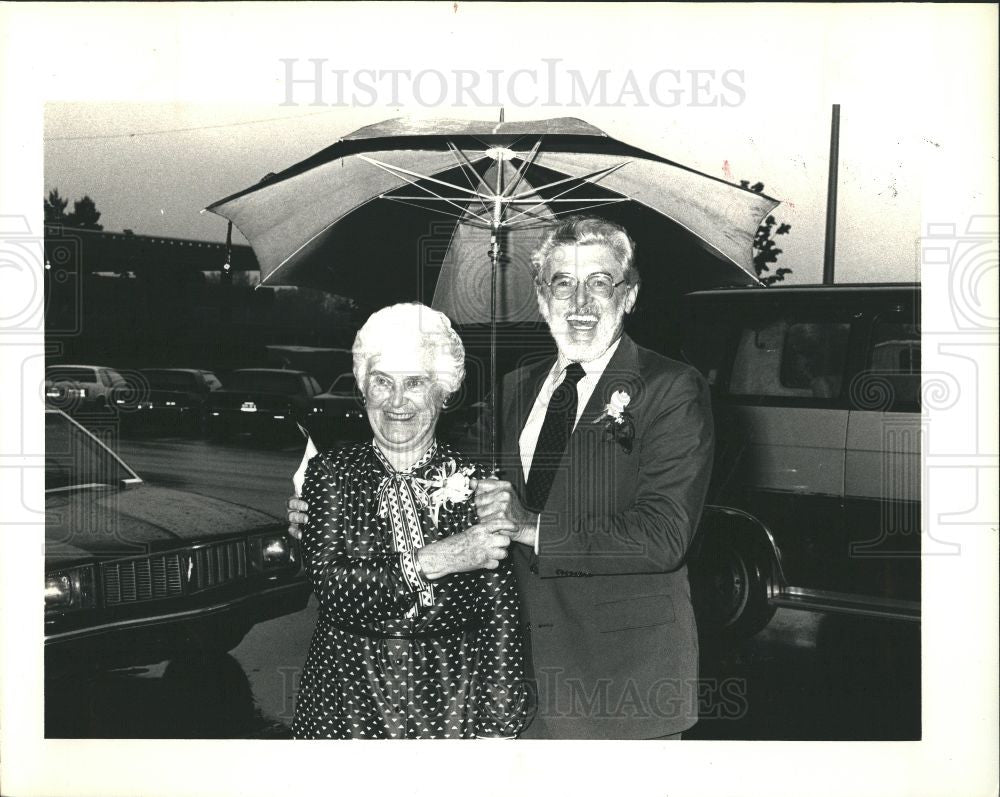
564, 309, 601, 321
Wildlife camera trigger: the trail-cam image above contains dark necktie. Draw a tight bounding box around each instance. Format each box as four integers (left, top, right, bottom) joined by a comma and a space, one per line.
524, 362, 586, 512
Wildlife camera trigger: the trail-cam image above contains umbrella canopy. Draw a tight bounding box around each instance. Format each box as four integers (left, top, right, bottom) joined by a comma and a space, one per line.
205, 117, 779, 322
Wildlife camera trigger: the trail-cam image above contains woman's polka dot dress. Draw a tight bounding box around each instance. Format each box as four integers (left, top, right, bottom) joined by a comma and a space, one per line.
291, 440, 527, 739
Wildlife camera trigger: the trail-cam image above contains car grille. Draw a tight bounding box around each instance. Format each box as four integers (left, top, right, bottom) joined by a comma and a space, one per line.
103, 553, 185, 605
189, 540, 247, 592
101, 541, 248, 605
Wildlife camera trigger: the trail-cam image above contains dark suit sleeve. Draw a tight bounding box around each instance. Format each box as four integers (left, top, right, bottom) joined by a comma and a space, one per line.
536, 367, 714, 577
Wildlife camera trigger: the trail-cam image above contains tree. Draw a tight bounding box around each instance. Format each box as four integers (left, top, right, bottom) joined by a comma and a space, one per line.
741, 180, 792, 285
44, 189, 69, 224
44, 191, 104, 230
65, 195, 103, 230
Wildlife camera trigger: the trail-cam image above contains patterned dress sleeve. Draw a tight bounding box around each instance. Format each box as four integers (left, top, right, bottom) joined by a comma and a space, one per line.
461, 461, 528, 738
301, 452, 428, 624
472, 562, 528, 738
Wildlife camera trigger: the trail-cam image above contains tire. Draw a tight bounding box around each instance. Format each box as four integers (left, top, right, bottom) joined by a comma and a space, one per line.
690, 525, 777, 641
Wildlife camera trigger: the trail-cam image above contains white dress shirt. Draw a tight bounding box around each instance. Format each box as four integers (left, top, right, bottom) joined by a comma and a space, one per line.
518, 337, 622, 553
519, 336, 622, 480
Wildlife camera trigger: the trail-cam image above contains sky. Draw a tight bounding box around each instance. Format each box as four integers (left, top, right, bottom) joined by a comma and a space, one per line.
33, 3, 998, 286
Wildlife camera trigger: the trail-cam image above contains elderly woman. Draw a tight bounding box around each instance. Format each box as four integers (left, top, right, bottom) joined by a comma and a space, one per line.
291, 302, 526, 740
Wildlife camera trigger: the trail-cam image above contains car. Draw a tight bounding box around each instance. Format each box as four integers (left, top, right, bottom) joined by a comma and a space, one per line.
680, 283, 921, 638
44, 408, 310, 675
124, 368, 224, 436
44, 364, 130, 416
204, 368, 323, 442
302, 373, 369, 448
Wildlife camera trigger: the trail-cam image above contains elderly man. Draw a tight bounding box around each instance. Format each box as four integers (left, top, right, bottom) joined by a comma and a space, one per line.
289, 216, 714, 739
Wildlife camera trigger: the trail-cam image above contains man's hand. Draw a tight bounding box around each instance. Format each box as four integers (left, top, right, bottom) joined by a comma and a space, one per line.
416, 519, 516, 579
473, 478, 537, 548
287, 495, 309, 540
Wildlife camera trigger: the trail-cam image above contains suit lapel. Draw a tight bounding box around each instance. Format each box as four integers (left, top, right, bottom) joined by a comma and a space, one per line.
574, 335, 642, 431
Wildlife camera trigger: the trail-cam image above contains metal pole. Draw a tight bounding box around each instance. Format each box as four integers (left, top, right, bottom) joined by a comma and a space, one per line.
488, 154, 504, 474
823, 104, 841, 285
488, 236, 499, 474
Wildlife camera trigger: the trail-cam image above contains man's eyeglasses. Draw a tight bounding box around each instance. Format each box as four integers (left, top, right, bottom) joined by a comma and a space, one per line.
544, 273, 628, 300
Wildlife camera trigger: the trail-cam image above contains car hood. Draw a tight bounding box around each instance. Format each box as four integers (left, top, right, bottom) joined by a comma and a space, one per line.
45, 484, 281, 568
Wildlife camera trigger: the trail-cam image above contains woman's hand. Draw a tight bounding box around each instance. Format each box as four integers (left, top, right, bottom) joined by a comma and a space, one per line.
416, 519, 516, 580
287, 494, 310, 540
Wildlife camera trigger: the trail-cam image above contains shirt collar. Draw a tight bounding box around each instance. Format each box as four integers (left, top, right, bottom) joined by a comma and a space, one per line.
553, 335, 623, 381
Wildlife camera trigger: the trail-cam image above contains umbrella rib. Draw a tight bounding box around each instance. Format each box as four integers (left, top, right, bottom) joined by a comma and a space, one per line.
500, 139, 542, 206
446, 143, 494, 197
502, 162, 631, 225
505, 160, 630, 202
504, 198, 630, 228
504, 170, 627, 225
445, 142, 494, 219
367, 164, 492, 225
358, 155, 485, 199
381, 196, 493, 228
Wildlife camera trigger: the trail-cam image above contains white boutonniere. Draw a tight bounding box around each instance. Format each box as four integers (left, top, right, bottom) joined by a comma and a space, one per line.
593, 389, 635, 453
416, 459, 477, 526
605, 390, 631, 423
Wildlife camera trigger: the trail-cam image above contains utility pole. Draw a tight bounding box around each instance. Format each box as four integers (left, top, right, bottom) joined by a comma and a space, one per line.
823, 104, 841, 285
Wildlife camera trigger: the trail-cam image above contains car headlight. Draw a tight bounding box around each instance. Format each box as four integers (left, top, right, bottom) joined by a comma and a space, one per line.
249, 532, 298, 571
45, 566, 96, 613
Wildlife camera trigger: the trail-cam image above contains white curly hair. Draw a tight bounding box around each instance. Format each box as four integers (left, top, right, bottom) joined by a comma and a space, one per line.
352, 302, 466, 398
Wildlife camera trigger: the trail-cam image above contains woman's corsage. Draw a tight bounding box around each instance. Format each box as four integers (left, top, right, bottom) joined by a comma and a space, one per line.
592, 389, 635, 454
417, 459, 477, 526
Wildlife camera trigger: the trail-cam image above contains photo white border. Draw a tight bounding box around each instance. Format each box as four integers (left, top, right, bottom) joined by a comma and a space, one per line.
2, 4, 997, 796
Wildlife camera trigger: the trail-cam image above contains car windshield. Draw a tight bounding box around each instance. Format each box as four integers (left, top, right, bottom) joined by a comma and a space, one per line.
142, 370, 199, 391
47, 367, 97, 383
327, 374, 357, 394
45, 413, 136, 491
226, 371, 304, 395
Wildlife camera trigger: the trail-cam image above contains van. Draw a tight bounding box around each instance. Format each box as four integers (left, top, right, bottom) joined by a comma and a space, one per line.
682, 284, 921, 637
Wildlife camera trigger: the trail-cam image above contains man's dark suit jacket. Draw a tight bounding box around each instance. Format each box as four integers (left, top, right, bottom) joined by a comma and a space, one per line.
500, 334, 714, 739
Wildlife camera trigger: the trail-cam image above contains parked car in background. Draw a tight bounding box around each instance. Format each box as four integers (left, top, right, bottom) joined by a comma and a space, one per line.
681, 284, 921, 639
303, 373, 369, 448
205, 368, 322, 442
265, 345, 354, 392
44, 409, 309, 675
44, 364, 130, 416
124, 368, 224, 436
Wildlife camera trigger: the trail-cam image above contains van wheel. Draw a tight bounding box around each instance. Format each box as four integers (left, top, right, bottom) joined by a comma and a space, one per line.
691, 530, 776, 640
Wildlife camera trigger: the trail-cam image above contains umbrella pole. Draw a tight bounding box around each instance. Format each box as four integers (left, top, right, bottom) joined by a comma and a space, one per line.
488, 231, 499, 474
487, 148, 505, 475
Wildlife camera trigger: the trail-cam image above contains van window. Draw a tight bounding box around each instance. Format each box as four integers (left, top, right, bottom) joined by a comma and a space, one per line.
864, 318, 921, 411
728, 320, 850, 400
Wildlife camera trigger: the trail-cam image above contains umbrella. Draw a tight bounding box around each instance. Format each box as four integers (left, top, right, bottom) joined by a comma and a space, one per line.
205, 115, 779, 465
